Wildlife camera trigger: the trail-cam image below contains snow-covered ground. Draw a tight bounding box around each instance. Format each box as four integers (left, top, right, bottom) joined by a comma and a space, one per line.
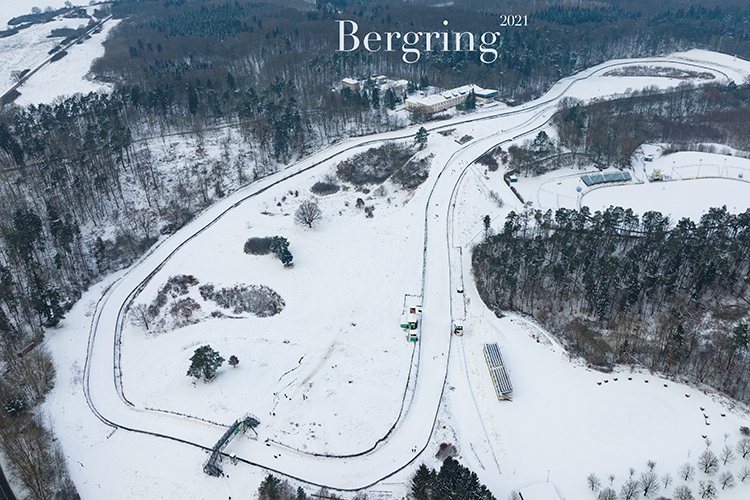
0, 0, 75, 28
37, 49, 750, 500
13, 19, 119, 105
0, 3, 116, 104
119, 152, 426, 456
511, 147, 750, 221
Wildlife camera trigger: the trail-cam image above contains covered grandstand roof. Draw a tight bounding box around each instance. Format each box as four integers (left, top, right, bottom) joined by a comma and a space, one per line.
581, 171, 632, 187
484, 343, 513, 400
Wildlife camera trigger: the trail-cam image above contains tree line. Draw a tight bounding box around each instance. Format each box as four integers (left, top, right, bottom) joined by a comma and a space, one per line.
501, 83, 750, 176
472, 206, 750, 402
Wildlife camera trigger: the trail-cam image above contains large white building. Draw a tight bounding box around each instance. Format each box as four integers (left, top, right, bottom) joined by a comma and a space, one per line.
341, 78, 360, 92
405, 84, 497, 113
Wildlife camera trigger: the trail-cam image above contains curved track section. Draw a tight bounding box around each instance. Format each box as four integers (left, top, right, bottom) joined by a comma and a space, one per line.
82, 55, 735, 490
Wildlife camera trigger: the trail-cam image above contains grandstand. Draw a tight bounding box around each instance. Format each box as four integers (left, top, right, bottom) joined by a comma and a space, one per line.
580, 171, 632, 187
483, 343, 513, 401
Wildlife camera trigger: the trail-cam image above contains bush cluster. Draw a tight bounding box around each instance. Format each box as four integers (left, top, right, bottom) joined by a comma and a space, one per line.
336, 143, 414, 186
244, 237, 274, 255
310, 181, 340, 195
202, 284, 285, 317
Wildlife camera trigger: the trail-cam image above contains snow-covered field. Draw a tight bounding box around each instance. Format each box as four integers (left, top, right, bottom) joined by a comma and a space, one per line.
0, 2, 116, 104
511, 148, 750, 221
119, 156, 426, 456
0, 0, 74, 28
13, 19, 118, 105
34, 49, 750, 500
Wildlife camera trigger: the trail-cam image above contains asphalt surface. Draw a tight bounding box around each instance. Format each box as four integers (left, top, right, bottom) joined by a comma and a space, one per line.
0, 465, 17, 500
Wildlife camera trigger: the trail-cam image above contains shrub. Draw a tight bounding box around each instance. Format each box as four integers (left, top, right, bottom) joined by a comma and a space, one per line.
310, 181, 340, 196
199, 284, 215, 301
335, 143, 414, 185
169, 297, 201, 323
211, 285, 285, 317
244, 237, 274, 255
391, 155, 431, 189
477, 152, 499, 171
435, 443, 457, 460
146, 275, 199, 319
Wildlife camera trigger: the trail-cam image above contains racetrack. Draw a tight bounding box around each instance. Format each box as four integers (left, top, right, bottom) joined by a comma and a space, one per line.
78, 52, 746, 491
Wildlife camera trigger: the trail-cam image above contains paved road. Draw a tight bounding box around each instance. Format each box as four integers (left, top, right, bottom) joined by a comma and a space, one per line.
0, 465, 17, 500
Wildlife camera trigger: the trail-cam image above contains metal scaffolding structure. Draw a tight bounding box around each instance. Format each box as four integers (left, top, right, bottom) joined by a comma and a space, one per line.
203, 414, 260, 476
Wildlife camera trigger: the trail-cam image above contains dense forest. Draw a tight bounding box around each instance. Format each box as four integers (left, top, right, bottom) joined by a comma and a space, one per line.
473, 206, 750, 402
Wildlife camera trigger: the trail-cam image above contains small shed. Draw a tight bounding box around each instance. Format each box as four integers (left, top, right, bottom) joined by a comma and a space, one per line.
474, 88, 498, 103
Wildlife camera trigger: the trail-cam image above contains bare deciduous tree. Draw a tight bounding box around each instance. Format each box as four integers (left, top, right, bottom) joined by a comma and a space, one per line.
718, 471, 735, 490
129, 303, 153, 331
679, 463, 696, 482
620, 479, 640, 500
598, 487, 616, 500
587, 472, 601, 491
15, 348, 56, 404
661, 472, 672, 489
720, 444, 735, 465
739, 465, 750, 482
294, 200, 322, 228
698, 449, 719, 475
697, 480, 717, 499
0, 415, 63, 500
737, 438, 750, 459
639, 470, 660, 498
673, 485, 695, 500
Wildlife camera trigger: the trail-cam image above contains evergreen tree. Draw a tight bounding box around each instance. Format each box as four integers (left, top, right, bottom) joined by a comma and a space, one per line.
187, 345, 224, 381
415, 127, 429, 150
270, 236, 293, 266
411, 463, 433, 500
188, 85, 199, 115
371, 86, 380, 109
464, 90, 476, 110
384, 88, 397, 110
29, 271, 64, 328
